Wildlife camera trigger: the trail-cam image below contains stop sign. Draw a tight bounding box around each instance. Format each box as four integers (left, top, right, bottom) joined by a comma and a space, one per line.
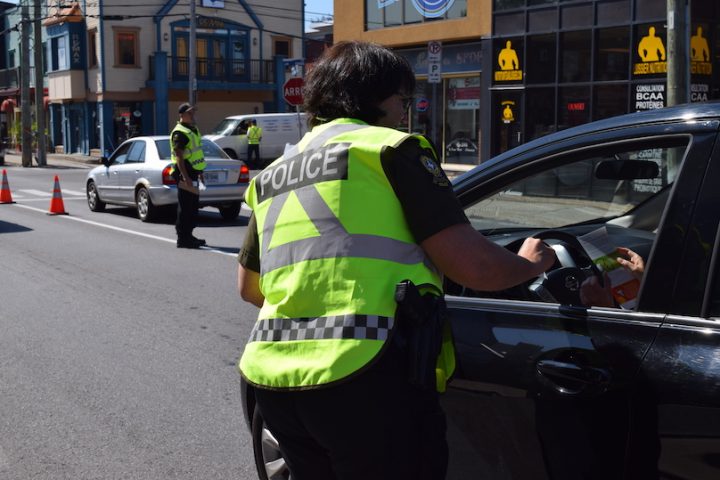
283, 77, 304, 106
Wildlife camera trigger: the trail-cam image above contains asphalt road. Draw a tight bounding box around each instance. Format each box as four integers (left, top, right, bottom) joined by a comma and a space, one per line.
0, 157, 262, 479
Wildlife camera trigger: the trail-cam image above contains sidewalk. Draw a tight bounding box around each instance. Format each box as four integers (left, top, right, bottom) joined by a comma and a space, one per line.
2, 150, 100, 168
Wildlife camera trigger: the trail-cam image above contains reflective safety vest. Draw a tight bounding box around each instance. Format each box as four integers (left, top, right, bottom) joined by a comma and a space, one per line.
239, 118, 455, 391
171, 123, 207, 172
247, 125, 262, 145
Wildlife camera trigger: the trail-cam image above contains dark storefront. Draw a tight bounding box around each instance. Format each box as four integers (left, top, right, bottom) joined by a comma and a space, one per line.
487, 0, 720, 157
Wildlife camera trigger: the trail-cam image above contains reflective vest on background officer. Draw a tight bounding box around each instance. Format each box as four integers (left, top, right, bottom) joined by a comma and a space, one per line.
171, 123, 207, 175
247, 123, 262, 145
239, 117, 455, 392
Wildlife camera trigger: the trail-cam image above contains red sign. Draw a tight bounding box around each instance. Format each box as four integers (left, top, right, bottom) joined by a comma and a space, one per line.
283, 77, 304, 106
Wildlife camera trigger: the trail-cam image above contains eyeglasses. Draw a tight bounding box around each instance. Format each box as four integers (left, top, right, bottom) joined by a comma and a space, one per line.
401, 95, 414, 111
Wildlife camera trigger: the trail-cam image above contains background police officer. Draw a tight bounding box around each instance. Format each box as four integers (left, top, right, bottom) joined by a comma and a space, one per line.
237, 41, 555, 480
172, 103, 206, 249
246, 119, 262, 168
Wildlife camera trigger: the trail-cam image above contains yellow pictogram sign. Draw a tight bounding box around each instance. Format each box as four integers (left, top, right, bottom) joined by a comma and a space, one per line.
501, 101, 515, 123
690, 26, 712, 75
494, 40, 522, 82
634, 26, 667, 75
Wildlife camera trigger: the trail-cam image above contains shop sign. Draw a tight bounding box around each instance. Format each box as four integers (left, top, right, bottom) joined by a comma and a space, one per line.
501, 100, 515, 123
397, 43, 481, 75
446, 138, 478, 155
691, 84, 709, 102
690, 26, 712, 75
416, 97, 430, 112
633, 26, 667, 76
634, 84, 665, 111
494, 40, 522, 82
448, 77, 480, 110
201, 0, 224, 7
71, 33, 82, 67
567, 102, 586, 111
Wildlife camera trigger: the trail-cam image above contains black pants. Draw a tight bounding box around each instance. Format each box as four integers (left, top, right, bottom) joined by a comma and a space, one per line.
176, 185, 199, 240
254, 341, 448, 480
247, 144, 260, 167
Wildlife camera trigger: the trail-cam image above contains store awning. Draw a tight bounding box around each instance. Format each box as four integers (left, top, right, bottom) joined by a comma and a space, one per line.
43, 2, 84, 26
1, 98, 16, 113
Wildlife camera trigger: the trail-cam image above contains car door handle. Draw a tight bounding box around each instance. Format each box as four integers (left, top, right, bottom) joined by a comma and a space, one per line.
536, 359, 611, 395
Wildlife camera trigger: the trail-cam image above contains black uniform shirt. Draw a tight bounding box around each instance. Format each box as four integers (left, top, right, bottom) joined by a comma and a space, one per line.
238, 136, 469, 272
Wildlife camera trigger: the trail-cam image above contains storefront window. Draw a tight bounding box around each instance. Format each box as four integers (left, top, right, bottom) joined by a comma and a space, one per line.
445, 76, 481, 165
525, 87, 555, 141
596, 27, 630, 81
557, 86, 590, 131
594, 84, 629, 120
597, 0, 629, 25
494, 0, 525, 11
636, 0, 665, 20
526, 34, 556, 84
560, 30, 591, 83
365, 0, 467, 30
528, 8, 557, 32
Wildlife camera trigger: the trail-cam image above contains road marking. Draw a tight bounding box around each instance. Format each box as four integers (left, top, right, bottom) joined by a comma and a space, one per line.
11, 203, 238, 257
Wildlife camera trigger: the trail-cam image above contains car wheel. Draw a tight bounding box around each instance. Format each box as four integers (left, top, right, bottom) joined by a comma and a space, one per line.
223, 148, 238, 159
218, 202, 241, 221
86, 181, 106, 212
135, 186, 156, 222
252, 406, 292, 480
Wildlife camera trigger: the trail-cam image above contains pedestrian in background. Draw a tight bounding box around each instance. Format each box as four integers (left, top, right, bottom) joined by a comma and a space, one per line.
171, 103, 206, 249
236, 41, 555, 480
246, 119, 262, 168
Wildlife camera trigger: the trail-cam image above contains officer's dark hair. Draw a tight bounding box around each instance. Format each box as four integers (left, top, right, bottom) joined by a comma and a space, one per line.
304, 41, 416, 128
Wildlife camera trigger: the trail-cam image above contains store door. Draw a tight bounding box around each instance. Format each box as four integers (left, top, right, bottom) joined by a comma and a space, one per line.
492, 90, 523, 156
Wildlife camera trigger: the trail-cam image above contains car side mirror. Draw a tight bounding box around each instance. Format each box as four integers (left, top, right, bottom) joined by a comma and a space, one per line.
101, 156, 111, 167
595, 159, 659, 180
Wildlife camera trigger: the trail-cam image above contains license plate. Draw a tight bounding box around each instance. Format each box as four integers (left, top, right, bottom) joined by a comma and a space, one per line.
203, 171, 226, 184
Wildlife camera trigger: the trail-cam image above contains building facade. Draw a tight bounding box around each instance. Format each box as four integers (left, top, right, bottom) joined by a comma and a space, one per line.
333, 0, 720, 164
0, 0, 304, 156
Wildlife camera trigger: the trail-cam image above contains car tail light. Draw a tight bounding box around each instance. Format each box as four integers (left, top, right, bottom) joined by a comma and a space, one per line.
162, 165, 176, 185
238, 164, 249, 184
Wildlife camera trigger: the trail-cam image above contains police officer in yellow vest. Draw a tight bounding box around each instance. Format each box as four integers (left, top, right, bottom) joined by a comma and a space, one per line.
237, 41, 555, 480
172, 103, 207, 249
246, 119, 262, 168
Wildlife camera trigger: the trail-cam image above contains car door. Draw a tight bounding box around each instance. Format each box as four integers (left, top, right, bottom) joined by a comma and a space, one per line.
114, 140, 146, 203
98, 141, 133, 202
630, 134, 720, 480
442, 120, 718, 480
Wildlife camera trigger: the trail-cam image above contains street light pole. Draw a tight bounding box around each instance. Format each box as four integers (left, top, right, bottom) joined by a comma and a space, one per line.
188, 0, 196, 105
666, 0, 688, 106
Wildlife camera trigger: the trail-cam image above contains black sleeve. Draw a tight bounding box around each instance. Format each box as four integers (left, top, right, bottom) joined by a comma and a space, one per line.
238, 213, 261, 273
172, 131, 189, 150
381, 137, 469, 243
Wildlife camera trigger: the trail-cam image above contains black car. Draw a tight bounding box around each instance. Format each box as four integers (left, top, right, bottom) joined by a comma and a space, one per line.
242, 102, 720, 480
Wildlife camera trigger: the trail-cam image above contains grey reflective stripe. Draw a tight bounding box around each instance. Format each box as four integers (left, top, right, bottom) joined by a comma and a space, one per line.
249, 314, 393, 342
282, 123, 370, 160
260, 186, 429, 274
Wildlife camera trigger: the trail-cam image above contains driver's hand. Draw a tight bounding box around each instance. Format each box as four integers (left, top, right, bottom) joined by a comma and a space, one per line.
517, 237, 556, 276
616, 247, 644, 280
580, 274, 615, 308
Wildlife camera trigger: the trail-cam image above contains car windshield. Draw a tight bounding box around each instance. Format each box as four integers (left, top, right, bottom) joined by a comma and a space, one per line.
465, 145, 685, 233
155, 138, 229, 160
210, 119, 240, 136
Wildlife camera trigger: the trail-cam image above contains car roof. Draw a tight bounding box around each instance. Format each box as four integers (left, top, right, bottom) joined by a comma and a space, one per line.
452, 101, 720, 186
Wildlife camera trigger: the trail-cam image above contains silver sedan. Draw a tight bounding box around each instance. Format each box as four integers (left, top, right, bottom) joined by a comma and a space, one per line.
86, 136, 249, 222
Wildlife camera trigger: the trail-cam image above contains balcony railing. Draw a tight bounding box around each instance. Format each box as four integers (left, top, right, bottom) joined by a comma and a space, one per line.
149, 55, 275, 85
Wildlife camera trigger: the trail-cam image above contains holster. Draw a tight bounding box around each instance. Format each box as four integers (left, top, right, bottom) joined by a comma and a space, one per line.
394, 280, 447, 391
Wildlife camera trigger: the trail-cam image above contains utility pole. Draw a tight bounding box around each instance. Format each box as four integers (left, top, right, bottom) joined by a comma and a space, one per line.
666, 0, 688, 106
20, 0, 32, 167
34, 0, 46, 166
188, 0, 196, 105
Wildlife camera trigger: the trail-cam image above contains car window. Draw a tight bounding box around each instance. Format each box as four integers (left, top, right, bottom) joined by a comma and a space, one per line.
156, 139, 172, 160
126, 141, 146, 163
201, 139, 229, 159
110, 142, 133, 165
465, 145, 685, 233
210, 119, 239, 136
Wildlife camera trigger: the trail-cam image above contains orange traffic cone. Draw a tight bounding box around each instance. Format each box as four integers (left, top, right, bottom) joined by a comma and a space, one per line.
47, 175, 68, 215
0, 169, 15, 204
